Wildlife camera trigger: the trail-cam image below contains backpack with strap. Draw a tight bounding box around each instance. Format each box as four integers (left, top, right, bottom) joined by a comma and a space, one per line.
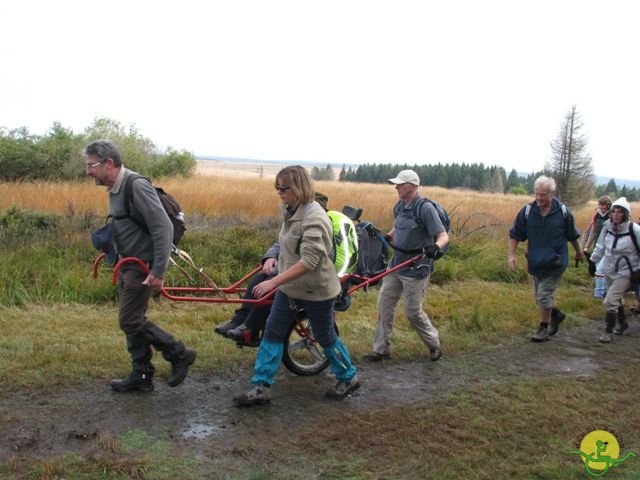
612, 223, 640, 285
118, 174, 186, 247
406, 197, 450, 260
327, 210, 359, 276
524, 201, 568, 223
353, 220, 389, 278
299, 202, 359, 276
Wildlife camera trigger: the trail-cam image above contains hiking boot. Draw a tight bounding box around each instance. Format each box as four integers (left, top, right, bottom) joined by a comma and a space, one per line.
548, 308, 566, 336
227, 325, 251, 343
530, 324, 549, 342
599, 332, 613, 343
429, 346, 442, 362
167, 349, 196, 387
233, 384, 271, 407
600, 312, 616, 343
110, 372, 154, 392
214, 320, 237, 336
614, 306, 628, 335
362, 351, 390, 362
326, 375, 360, 400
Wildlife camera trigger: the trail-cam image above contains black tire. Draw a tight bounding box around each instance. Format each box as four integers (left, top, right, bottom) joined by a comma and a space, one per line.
282, 318, 339, 376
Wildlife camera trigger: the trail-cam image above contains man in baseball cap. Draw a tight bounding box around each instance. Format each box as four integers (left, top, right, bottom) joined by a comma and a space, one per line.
388, 169, 420, 186
363, 168, 448, 363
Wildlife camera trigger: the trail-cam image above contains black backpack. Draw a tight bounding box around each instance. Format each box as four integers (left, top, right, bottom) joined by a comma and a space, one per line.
119, 174, 186, 247
354, 221, 389, 278
402, 197, 450, 260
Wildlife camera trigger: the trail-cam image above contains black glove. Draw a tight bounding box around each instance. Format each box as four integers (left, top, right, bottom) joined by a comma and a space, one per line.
424, 244, 440, 259
587, 258, 596, 277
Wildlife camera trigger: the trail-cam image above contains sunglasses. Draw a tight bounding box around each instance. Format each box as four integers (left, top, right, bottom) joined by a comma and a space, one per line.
275, 185, 292, 193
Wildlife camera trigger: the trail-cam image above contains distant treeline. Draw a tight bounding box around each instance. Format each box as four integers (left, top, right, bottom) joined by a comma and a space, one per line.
0, 117, 196, 182
331, 163, 638, 200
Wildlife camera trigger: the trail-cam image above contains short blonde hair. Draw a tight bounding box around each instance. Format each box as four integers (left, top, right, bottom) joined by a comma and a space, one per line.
275, 166, 314, 204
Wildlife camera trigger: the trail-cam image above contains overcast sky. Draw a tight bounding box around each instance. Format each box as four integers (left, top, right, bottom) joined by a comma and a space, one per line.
1, 1, 638, 179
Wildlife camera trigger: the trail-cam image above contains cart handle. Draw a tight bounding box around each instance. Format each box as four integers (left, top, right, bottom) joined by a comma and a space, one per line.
111, 257, 276, 306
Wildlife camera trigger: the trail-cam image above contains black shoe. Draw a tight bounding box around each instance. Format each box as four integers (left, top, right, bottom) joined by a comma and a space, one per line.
531, 325, 549, 342
362, 351, 390, 362
167, 349, 196, 387
227, 325, 249, 342
429, 346, 442, 362
613, 319, 629, 335
110, 372, 154, 392
214, 320, 238, 336
548, 309, 566, 336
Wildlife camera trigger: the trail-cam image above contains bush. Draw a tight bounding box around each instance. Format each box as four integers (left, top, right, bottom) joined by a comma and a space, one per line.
0, 118, 196, 181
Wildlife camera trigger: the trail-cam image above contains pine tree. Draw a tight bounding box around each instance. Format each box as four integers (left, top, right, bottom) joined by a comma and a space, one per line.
545, 105, 595, 206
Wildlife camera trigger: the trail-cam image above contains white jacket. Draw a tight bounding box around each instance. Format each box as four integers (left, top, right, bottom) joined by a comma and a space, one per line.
591, 220, 640, 279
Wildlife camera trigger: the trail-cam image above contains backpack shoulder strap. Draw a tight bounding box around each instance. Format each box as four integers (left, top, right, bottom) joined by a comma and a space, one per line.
412, 197, 428, 235
118, 173, 151, 232
524, 202, 533, 220
123, 174, 150, 217
629, 223, 640, 255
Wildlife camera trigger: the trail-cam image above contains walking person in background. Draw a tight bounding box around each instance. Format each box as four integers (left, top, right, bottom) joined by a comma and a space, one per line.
581, 196, 612, 298
589, 197, 640, 343
233, 166, 359, 406
363, 169, 449, 363
85, 139, 196, 392
508, 175, 584, 342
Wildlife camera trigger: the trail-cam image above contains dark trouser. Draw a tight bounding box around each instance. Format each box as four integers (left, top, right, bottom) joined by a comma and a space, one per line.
118, 264, 185, 375
232, 272, 273, 332
262, 290, 338, 347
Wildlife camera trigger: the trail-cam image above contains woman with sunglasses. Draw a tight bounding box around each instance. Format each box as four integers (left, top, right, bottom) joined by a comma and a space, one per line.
589, 197, 640, 343
233, 166, 359, 406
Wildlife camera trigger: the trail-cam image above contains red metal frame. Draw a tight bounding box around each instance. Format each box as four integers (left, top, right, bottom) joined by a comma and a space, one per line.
93, 253, 426, 308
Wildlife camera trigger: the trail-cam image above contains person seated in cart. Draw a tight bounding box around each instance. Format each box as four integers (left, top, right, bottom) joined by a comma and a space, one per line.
213, 242, 278, 345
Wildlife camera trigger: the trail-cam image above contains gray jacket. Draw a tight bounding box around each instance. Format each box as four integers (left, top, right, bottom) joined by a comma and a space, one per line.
108, 168, 173, 277
591, 220, 640, 279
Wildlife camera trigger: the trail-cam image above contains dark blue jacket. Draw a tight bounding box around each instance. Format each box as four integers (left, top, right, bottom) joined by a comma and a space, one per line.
509, 198, 580, 277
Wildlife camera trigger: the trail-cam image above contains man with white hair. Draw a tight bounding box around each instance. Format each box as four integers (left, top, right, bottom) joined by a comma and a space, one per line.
363, 169, 449, 362
508, 175, 584, 342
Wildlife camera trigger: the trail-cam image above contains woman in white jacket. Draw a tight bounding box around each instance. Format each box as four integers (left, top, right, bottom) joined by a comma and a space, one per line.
590, 197, 640, 343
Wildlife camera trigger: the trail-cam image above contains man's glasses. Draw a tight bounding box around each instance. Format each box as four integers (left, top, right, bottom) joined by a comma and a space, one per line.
275, 185, 291, 193
85, 160, 105, 169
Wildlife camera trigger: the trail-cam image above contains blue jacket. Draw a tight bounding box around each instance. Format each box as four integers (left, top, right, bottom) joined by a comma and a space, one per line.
509, 198, 580, 277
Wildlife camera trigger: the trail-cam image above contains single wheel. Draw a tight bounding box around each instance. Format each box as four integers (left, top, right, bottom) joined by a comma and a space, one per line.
282, 318, 339, 376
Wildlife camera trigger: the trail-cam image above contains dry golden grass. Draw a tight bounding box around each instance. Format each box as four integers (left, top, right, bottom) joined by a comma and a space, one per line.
1, 176, 634, 235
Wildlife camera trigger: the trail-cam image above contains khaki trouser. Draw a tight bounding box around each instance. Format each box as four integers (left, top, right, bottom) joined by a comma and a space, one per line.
604, 276, 631, 313
372, 272, 440, 355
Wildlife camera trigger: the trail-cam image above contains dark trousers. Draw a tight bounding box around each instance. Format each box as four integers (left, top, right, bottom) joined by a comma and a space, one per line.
262, 290, 337, 348
118, 264, 185, 375
230, 272, 273, 332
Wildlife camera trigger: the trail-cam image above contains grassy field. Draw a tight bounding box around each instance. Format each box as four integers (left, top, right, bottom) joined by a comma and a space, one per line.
1, 177, 639, 479
1, 174, 626, 233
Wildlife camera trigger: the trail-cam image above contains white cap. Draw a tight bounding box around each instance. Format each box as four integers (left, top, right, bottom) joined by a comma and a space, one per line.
388, 169, 419, 186
612, 196, 631, 214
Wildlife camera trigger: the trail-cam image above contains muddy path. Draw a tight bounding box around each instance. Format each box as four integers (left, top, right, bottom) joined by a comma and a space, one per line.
2, 316, 639, 461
